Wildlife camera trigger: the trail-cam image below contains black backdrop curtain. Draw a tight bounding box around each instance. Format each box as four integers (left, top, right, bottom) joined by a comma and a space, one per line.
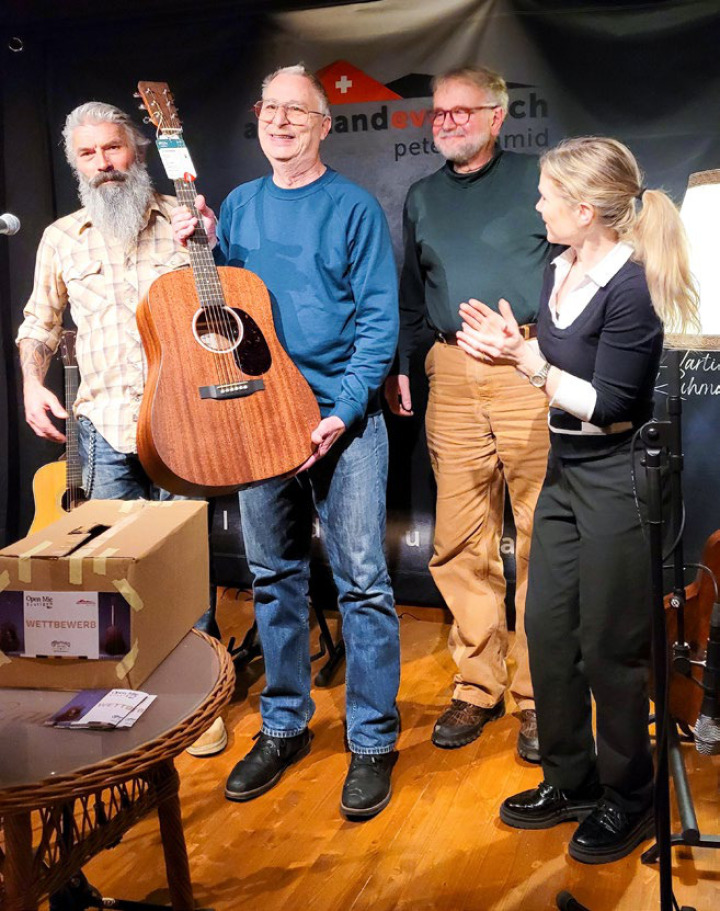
1, 1, 719, 607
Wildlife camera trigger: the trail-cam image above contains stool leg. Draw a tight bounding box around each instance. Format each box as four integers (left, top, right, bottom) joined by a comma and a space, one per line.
4, 811, 37, 911
153, 760, 194, 911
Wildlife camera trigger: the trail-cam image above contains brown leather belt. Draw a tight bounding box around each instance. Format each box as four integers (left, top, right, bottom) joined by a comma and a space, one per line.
436, 323, 538, 345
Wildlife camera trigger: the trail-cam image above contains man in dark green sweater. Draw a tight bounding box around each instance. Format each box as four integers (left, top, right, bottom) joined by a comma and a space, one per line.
386, 66, 551, 760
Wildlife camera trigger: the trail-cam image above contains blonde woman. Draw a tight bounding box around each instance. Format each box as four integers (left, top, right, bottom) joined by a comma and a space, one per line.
457, 137, 698, 864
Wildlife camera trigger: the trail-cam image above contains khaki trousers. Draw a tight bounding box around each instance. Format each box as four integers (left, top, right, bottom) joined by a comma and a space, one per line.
425, 343, 549, 710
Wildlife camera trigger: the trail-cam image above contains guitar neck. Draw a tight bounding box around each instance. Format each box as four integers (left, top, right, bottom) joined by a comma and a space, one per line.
174, 178, 226, 309
64, 365, 82, 493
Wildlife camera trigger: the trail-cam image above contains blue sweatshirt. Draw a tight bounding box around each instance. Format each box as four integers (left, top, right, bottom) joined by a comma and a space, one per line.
215, 168, 399, 429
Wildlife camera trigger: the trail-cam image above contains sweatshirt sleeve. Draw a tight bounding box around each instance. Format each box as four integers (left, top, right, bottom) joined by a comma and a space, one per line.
332, 196, 399, 429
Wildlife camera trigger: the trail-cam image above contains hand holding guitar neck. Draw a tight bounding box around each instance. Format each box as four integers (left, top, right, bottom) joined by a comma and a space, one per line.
171, 193, 217, 249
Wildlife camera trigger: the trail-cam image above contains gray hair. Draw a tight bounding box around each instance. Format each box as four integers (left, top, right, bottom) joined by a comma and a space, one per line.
432, 66, 509, 115
62, 102, 150, 168
261, 64, 331, 117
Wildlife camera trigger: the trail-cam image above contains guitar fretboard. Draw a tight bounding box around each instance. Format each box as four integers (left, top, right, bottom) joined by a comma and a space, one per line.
174, 179, 227, 310
64, 365, 82, 496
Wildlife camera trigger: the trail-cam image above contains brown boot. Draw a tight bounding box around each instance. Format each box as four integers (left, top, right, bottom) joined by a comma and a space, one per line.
432, 698, 505, 749
517, 708, 541, 764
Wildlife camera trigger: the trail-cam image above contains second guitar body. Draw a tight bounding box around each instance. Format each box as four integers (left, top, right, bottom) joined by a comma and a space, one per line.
137, 264, 320, 497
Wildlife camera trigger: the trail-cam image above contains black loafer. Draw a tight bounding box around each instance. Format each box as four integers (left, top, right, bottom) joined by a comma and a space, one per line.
340, 751, 398, 819
225, 729, 312, 802
569, 800, 654, 864
500, 780, 603, 830
432, 698, 505, 749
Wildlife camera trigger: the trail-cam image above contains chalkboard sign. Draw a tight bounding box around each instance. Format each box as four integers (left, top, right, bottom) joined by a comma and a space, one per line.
657, 337, 720, 567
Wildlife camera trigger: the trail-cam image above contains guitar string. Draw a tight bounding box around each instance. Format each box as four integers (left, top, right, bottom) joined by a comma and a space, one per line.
150, 88, 240, 390
180, 178, 238, 387
180, 176, 252, 466
178, 179, 229, 386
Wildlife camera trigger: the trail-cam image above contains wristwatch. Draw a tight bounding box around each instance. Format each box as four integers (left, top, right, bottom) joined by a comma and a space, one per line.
528, 360, 550, 388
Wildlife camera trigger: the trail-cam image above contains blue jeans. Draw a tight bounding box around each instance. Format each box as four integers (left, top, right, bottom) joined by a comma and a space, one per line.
238, 411, 400, 755
77, 417, 219, 637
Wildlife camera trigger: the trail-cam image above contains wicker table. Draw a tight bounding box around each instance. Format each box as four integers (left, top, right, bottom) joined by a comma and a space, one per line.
0, 630, 235, 911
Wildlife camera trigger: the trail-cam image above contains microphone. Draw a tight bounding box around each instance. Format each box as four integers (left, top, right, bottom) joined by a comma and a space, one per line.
695, 600, 720, 755
0, 213, 21, 235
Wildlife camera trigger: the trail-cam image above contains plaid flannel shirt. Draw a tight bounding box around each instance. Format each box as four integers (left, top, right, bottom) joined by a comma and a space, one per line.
17, 193, 189, 453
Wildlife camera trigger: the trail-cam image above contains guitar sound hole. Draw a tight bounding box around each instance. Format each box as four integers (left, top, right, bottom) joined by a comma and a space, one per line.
61, 490, 87, 512
193, 307, 244, 353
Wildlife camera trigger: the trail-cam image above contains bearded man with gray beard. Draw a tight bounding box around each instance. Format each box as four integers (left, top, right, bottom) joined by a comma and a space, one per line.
16, 101, 227, 756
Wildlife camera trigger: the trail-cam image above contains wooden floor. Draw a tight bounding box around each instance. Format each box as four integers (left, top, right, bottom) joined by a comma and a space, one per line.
55, 591, 719, 911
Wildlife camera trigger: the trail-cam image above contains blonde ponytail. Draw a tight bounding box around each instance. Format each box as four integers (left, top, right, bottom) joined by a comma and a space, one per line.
630, 190, 699, 332
541, 137, 700, 332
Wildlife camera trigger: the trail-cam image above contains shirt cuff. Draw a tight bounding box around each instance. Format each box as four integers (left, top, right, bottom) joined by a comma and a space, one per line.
549, 371, 597, 422
333, 400, 360, 430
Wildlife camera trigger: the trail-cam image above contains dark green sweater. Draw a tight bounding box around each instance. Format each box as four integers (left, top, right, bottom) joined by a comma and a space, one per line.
397, 149, 552, 374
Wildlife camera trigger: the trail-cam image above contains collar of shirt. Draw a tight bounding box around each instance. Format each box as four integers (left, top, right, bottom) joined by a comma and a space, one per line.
548, 241, 634, 329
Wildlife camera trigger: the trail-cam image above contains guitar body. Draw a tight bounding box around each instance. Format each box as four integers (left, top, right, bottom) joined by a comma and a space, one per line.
29, 330, 86, 533
137, 265, 321, 496
29, 460, 68, 534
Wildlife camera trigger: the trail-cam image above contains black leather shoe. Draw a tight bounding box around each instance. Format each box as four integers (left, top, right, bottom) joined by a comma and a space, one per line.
500, 780, 603, 830
340, 751, 398, 819
432, 698, 505, 749
517, 708, 541, 764
224, 729, 312, 801
569, 800, 654, 864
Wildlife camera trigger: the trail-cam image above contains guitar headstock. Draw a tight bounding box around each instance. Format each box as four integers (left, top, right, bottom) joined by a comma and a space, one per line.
137, 81, 182, 135
59, 330, 78, 369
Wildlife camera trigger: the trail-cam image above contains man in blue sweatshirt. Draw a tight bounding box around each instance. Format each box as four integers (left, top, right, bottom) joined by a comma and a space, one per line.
173, 64, 400, 819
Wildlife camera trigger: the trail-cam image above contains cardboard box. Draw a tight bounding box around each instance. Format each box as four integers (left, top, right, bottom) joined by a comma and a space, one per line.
0, 499, 209, 690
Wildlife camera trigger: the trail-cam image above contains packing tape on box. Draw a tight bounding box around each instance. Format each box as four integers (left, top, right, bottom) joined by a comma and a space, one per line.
0, 570, 10, 593
68, 548, 92, 585
113, 578, 144, 612
93, 547, 119, 576
0, 649, 11, 668
18, 541, 53, 582
120, 501, 138, 514
115, 638, 139, 678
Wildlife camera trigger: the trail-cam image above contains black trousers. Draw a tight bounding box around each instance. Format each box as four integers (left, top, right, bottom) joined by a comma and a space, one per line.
525, 441, 654, 813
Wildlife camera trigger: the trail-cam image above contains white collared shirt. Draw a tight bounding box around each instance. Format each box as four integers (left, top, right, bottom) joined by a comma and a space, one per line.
548, 241, 635, 423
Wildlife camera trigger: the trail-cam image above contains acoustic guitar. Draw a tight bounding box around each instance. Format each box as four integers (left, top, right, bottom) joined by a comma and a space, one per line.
29, 330, 86, 533
135, 81, 320, 497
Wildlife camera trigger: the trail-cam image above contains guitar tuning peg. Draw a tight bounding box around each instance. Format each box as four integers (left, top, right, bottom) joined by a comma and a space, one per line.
142, 116, 151, 124
133, 91, 141, 98
138, 104, 146, 110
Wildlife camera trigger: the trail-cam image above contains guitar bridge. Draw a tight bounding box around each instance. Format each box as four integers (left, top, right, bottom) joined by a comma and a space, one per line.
199, 379, 265, 400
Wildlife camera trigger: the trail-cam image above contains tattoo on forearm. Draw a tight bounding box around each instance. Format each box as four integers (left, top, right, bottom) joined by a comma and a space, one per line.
19, 339, 54, 383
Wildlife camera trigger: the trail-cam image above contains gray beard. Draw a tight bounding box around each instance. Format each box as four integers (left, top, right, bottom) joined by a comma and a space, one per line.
434, 130, 490, 167
78, 163, 154, 249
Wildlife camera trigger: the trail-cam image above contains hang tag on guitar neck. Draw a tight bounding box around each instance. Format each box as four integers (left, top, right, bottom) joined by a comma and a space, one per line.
156, 135, 197, 180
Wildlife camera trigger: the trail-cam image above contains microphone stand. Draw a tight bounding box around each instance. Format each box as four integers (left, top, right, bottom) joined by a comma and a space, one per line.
557, 349, 698, 911
641, 349, 720, 870
637, 419, 676, 911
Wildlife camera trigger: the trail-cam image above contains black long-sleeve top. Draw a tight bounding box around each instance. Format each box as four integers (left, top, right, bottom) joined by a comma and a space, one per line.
539, 257, 664, 459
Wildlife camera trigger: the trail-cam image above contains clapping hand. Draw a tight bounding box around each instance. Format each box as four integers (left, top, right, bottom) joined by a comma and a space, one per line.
456, 298, 525, 366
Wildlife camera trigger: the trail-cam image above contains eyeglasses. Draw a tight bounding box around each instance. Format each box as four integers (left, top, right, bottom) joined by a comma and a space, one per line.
430, 105, 499, 127
253, 100, 327, 126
